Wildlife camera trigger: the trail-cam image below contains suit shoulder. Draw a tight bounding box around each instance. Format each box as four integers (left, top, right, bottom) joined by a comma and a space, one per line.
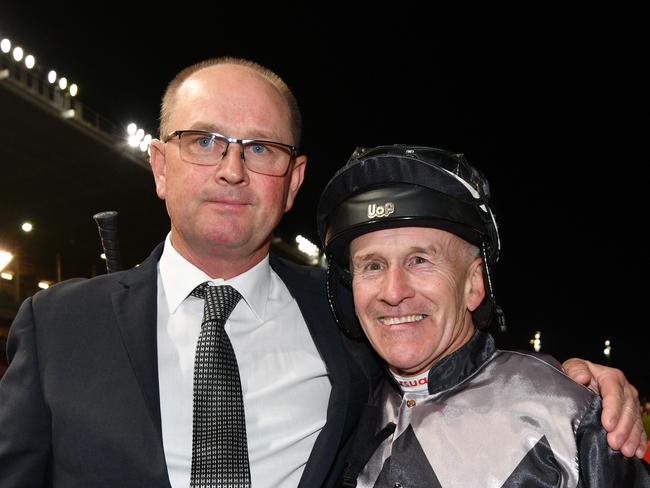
30, 270, 129, 308
29, 242, 162, 307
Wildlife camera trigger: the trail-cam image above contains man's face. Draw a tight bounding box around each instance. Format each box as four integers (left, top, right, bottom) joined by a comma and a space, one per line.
149, 64, 306, 270
350, 227, 484, 376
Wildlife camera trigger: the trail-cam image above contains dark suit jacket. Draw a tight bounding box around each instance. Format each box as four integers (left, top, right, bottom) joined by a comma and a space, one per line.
0, 244, 380, 487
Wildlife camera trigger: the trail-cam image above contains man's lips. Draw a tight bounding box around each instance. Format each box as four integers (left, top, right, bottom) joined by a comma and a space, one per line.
205, 198, 251, 206
378, 314, 427, 326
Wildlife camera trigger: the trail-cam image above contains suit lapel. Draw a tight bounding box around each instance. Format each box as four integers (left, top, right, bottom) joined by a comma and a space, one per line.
111, 243, 165, 439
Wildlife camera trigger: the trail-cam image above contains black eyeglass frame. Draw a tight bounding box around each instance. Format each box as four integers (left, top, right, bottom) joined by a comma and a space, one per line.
163, 129, 298, 176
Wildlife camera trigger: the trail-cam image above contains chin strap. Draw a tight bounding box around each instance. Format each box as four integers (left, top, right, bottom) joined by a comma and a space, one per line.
480, 240, 506, 332
326, 260, 365, 340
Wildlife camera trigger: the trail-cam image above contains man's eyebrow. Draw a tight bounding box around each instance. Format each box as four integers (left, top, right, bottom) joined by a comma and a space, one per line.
187, 122, 281, 141
351, 246, 438, 263
186, 122, 224, 133
351, 252, 378, 264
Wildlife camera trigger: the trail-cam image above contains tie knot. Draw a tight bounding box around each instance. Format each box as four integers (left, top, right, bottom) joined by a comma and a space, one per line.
191, 282, 242, 324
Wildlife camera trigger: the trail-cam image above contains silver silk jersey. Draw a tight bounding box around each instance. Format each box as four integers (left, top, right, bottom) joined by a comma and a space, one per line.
353, 331, 650, 488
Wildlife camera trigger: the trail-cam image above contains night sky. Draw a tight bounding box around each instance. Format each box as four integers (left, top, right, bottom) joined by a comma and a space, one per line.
1, 5, 648, 393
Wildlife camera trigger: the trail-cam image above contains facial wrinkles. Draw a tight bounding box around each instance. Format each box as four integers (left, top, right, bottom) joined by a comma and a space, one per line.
355, 233, 472, 335
350, 228, 480, 376
432, 237, 476, 335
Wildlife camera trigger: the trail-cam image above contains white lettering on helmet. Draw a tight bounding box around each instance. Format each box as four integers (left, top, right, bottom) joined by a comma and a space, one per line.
367, 202, 395, 219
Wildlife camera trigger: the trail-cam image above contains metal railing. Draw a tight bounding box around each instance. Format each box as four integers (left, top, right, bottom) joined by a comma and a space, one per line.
0, 55, 151, 168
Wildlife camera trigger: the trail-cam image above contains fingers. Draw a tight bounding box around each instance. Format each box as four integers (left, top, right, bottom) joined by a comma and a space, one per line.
606, 410, 645, 458
598, 367, 628, 432
635, 430, 648, 459
561, 358, 646, 458
601, 378, 645, 457
562, 358, 596, 389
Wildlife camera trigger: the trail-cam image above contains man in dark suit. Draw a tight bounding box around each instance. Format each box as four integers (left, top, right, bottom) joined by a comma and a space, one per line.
0, 57, 645, 487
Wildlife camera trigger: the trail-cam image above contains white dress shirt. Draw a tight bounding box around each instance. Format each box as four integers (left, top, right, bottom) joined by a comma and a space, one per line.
156, 235, 331, 487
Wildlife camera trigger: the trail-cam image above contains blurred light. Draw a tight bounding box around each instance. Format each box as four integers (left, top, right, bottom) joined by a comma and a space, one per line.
38, 281, 51, 290
25, 54, 35, 69
47, 70, 57, 84
603, 339, 611, 358
135, 128, 144, 141
61, 109, 75, 119
21, 222, 33, 232
1, 271, 14, 281
127, 135, 141, 147
0, 250, 14, 272
127, 123, 137, 135
69, 83, 78, 97
0, 38, 10, 54
58, 77, 68, 90
100, 253, 106, 260
140, 134, 152, 152
12, 46, 24, 62
296, 235, 320, 258
529, 330, 542, 352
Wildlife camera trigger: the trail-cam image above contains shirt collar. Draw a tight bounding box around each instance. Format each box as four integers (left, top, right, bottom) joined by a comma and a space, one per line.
426, 329, 495, 395
159, 233, 270, 320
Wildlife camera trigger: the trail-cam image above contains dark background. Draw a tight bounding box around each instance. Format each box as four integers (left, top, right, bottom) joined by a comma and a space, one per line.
1, 5, 647, 393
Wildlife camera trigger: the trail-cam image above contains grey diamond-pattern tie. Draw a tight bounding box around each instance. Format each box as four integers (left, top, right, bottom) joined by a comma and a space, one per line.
190, 283, 251, 487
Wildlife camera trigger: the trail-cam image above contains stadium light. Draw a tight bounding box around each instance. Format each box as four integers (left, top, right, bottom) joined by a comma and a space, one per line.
58, 77, 68, 90
12, 46, 24, 62
25, 54, 35, 69
0, 38, 10, 53
47, 70, 57, 84
69, 83, 78, 97
127, 124, 146, 147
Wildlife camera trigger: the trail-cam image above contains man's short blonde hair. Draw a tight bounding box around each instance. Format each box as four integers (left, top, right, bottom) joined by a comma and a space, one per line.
159, 57, 302, 146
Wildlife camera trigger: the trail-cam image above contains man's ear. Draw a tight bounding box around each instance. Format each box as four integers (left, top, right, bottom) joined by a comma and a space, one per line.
284, 154, 307, 212
149, 139, 167, 200
465, 257, 486, 312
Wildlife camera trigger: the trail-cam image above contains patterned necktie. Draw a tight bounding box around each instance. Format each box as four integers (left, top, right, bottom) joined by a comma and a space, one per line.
189, 283, 251, 487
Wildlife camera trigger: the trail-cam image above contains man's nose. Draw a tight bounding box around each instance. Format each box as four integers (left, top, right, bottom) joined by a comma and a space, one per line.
379, 266, 415, 306
214, 142, 248, 184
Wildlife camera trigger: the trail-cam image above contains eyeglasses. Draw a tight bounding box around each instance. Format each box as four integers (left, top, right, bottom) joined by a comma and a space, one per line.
163, 130, 298, 177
